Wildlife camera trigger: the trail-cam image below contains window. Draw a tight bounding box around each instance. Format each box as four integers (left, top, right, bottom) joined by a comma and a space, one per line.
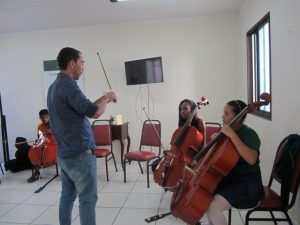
247, 12, 271, 120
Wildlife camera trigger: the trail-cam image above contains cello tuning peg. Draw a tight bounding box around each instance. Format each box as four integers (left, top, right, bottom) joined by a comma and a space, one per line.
198, 96, 209, 105
197, 99, 209, 106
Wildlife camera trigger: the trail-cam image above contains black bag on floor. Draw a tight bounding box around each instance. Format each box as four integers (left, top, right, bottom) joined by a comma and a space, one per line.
5, 137, 32, 172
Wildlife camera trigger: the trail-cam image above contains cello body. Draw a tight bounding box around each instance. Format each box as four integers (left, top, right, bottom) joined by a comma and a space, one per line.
171, 138, 239, 225
154, 125, 203, 191
28, 134, 57, 167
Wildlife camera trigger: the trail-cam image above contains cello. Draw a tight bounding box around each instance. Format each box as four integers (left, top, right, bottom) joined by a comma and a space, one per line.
153, 96, 208, 191
28, 130, 57, 167
27, 128, 58, 193
15, 128, 58, 167
170, 96, 270, 225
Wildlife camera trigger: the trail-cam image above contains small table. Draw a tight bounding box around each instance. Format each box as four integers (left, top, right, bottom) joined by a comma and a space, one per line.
110, 122, 130, 168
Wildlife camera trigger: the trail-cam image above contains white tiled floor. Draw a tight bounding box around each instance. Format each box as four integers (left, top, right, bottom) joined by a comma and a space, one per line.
0, 161, 292, 225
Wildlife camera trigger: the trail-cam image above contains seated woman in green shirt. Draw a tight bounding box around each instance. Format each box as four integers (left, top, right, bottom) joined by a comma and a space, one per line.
203, 100, 264, 225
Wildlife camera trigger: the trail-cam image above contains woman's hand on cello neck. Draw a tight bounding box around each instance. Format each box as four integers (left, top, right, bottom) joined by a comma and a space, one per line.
220, 124, 237, 140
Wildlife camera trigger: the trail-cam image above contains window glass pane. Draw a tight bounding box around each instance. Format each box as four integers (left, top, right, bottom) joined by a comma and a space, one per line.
251, 34, 256, 100
258, 23, 270, 112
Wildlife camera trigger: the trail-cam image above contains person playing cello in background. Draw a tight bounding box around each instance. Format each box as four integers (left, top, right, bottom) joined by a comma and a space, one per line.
201, 100, 264, 225
37, 109, 51, 138
27, 109, 56, 183
152, 99, 206, 173
178, 99, 206, 147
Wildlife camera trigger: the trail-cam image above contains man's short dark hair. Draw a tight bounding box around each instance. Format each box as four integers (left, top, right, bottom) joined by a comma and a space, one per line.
39, 109, 48, 118
57, 47, 81, 70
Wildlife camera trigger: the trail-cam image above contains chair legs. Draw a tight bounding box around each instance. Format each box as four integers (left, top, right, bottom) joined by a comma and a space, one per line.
123, 160, 151, 188
269, 211, 277, 224
111, 152, 118, 172
245, 209, 293, 225
283, 211, 293, 225
0, 162, 4, 175
146, 158, 159, 189
105, 155, 109, 181
138, 162, 143, 174
146, 161, 150, 188
104, 152, 118, 182
123, 160, 127, 183
228, 209, 231, 225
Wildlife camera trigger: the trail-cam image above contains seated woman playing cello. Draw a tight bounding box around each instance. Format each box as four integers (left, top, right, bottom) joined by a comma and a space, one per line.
203, 100, 264, 225
152, 98, 206, 173
27, 109, 57, 183
153, 98, 207, 190
178, 99, 206, 147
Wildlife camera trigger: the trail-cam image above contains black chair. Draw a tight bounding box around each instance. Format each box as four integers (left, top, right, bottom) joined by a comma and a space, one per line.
123, 120, 161, 188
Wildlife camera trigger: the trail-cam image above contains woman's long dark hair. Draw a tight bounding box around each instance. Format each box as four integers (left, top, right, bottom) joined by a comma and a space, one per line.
178, 99, 199, 129
226, 100, 247, 123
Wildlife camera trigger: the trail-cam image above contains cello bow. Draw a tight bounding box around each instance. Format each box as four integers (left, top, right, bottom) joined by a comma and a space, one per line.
96, 52, 116, 103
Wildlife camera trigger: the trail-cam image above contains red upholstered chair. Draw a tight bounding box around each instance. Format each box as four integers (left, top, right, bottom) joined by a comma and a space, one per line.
228, 135, 300, 225
92, 120, 117, 181
205, 122, 221, 143
123, 120, 161, 188
243, 135, 300, 225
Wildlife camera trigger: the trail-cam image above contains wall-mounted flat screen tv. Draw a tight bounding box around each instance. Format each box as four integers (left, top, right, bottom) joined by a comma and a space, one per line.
125, 56, 164, 85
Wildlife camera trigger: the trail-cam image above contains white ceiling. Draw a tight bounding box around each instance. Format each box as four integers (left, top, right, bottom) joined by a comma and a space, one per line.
0, 0, 246, 34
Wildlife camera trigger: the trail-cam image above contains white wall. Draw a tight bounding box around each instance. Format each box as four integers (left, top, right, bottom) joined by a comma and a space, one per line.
0, 14, 240, 162
239, 0, 300, 223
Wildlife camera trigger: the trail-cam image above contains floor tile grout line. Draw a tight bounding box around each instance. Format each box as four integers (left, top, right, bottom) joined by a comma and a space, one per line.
237, 209, 245, 225
28, 204, 53, 225
0, 203, 19, 219
111, 169, 140, 225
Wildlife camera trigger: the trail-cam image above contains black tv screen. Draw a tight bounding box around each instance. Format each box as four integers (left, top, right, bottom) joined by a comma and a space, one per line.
125, 57, 164, 85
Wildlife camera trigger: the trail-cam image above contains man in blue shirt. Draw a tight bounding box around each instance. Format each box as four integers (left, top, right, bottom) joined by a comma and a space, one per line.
47, 47, 116, 225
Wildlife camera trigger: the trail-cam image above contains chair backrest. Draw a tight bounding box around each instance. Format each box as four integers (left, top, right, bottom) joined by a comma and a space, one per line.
205, 122, 221, 143
92, 120, 112, 146
290, 154, 300, 194
140, 120, 161, 152
271, 137, 289, 182
270, 135, 300, 208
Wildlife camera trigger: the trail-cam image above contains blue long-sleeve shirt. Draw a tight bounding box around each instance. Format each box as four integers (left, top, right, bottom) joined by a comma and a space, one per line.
47, 73, 98, 159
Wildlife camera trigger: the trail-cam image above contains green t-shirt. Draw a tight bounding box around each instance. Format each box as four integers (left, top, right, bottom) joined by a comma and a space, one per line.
231, 124, 261, 174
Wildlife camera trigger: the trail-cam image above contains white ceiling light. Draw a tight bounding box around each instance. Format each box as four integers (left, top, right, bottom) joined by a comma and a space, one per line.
110, 0, 129, 2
